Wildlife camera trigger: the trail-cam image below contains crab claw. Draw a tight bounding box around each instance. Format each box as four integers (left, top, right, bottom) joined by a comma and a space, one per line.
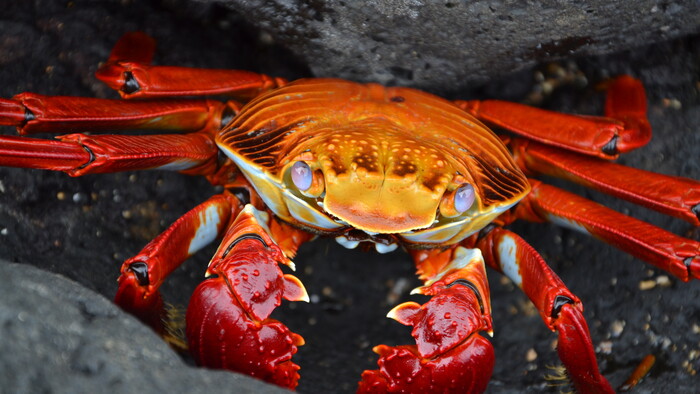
186, 205, 308, 389
359, 338, 494, 394
359, 284, 494, 393
186, 276, 304, 389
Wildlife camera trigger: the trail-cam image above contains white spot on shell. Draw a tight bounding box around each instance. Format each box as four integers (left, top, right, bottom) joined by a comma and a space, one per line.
188, 205, 222, 255
498, 234, 522, 287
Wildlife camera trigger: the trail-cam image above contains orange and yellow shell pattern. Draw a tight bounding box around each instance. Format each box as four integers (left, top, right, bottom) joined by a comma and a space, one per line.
217, 79, 530, 248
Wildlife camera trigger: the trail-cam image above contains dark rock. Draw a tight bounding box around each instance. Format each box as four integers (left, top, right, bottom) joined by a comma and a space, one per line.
0, 261, 287, 394
210, 0, 700, 89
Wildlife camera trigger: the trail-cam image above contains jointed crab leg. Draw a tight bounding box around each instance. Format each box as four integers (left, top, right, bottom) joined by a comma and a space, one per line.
0, 132, 219, 176
516, 180, 700, 281
475, 226, 614, 394
457, 76, 650, 159
115, 189, 310, 389
116, 192, 241, 334
0, 134, 91, 172
511, 139, 700, 225
96, 32, 286, 99
97, 63, 285, 100
0, 94, 235, 135
0, 87, 239, 177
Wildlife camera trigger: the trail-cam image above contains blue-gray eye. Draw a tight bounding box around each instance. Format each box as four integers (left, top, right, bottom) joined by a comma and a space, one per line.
291, 161, 312, 191
454, 184, 475, 213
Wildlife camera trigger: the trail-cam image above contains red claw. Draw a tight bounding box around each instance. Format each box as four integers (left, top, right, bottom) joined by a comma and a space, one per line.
360, 284, 494, 393
391, 287, 486, 359
359, 336, 494, 393
208, 238, 305, 322
186, 276, 304, 389
185, 207, 308, 389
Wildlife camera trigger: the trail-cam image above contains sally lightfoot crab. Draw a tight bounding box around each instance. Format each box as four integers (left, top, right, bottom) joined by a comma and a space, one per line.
0, 33, 698, 393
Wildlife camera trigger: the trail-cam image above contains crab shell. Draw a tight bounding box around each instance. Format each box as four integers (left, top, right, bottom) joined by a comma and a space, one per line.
217, 79, 530, 247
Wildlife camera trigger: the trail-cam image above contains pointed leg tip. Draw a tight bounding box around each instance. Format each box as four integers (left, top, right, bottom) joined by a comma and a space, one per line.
688, 256, 700, 281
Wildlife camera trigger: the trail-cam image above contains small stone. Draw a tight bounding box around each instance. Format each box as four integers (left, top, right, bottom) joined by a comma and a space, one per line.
611, 320, 625, 338
526, 348, 537, 362
639, 280, 656, 290
597, 341, 613, 354
656, 275, 671, 287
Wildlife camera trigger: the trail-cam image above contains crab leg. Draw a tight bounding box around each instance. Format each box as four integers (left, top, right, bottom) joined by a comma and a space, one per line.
360, 246, 495, 393
516, 179, 700, 281
95, 32, 285, 99
186, 205, 310, 389
0, 93, 237, 135
456, 76, 650, 159
117, 191, 312, 389
0, 132, 219, 176
0, 134, 91, 172
510, 139, 700, 225
475, 226, 614, 394
115, 192, 241, 335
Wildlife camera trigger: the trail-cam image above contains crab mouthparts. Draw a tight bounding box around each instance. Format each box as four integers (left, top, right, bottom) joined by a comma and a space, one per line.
335, 230, 399, 254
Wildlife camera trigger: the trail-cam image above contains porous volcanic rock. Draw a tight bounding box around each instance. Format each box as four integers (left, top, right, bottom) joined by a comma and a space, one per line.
208, 0, 700, 89
0, 261, 287, 394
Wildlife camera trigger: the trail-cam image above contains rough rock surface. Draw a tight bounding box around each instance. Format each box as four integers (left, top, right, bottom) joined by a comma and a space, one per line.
0, 1, 699, 393
0, 261, 287, 394
210, 0, 700, 89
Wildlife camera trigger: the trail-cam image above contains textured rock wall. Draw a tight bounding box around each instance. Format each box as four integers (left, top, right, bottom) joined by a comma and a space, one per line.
210, 0, 700, 88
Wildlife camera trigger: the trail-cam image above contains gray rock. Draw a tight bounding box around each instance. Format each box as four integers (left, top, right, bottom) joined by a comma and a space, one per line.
210, 0, 700, 89
0, 261, 287, 394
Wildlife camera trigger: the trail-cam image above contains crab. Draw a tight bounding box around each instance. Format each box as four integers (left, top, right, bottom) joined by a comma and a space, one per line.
1, 32, 698, 393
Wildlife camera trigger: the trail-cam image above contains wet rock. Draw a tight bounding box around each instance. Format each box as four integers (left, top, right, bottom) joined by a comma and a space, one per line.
0, 261, 287, 394
211, 0, 700, 89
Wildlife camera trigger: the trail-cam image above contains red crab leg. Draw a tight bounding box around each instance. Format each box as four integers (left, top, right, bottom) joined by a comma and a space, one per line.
115, 192, 241, 335
474, 226, 614, 394
0, 93, 237, 135
511, 139, 700, 225
0, 132, 219, 176
359, 246, 495, 393
455, 76, 650, 159
516, 179, 700, 281
117, 191, 312, 389
95, 32, 286, 99
187, 205, 310, 389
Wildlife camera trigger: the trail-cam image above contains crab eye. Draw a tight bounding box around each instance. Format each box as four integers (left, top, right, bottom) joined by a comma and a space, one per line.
439, 183, 476, 218
291, 161, 313, 191
454, 184, 475, 213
